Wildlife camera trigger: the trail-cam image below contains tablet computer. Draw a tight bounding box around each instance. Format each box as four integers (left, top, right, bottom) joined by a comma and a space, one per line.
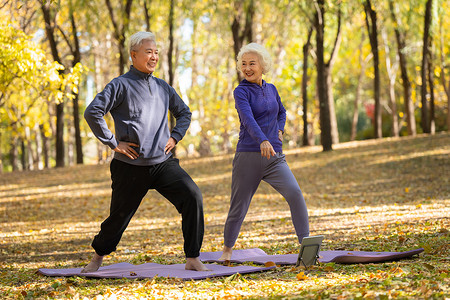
296, 235, 324, 268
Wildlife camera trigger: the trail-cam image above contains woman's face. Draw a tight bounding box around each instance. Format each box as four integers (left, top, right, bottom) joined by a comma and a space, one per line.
241, 52, 263, 85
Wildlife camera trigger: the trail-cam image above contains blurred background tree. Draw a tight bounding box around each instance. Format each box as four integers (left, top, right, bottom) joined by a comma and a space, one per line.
0, 0, 449, 171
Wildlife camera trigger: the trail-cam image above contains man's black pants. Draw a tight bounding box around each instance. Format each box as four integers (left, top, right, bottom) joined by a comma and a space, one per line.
91, 157, 204, 258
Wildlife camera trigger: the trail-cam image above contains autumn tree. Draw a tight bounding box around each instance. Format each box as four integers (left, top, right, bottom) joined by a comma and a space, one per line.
65, 0, 84, 164
105, 0, 133, 75
0, 22, 82, 171
231, 0, 255, 82
302, 27, 314, 146
168, 0, 176, 136
350, 32, 373, 141
420, 0, 434, 134
438, 1, 450, 130
1, 0, 450, 171
388, 0, 416, 136
40, 0, 67, 167
363, 0, 382, 139
381, 27, 399, 137
314, 0, 333, 151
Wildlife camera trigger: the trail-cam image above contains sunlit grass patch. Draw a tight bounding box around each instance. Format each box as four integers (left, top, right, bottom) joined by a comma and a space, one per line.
0, 134, 449, 299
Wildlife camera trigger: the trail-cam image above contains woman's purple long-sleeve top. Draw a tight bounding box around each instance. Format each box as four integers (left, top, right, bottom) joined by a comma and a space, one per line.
234, 79, 286, 153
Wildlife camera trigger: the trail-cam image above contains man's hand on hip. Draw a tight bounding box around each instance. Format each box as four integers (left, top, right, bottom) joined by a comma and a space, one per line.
113, 141, 140, 159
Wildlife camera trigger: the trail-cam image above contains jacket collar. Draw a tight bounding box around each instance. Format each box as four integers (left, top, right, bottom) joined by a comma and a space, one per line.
241, 78, 266, 88
130, 65, 153, 80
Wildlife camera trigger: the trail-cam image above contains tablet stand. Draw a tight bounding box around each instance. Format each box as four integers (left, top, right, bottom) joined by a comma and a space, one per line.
296, 243, 321, 270
295, 235, 324, 271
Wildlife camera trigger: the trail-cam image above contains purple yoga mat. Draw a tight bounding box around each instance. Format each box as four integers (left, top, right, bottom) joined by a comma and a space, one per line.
38, 262, 275, 280
199, 248, 424, 265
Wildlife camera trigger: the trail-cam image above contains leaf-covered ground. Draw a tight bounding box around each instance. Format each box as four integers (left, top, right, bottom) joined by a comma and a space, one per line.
1, 133, 449, 299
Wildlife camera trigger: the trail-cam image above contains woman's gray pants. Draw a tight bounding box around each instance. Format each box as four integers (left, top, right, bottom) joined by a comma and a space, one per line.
223, 152, 310, 248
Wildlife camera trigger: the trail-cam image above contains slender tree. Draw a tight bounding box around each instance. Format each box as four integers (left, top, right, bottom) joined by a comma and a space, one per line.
167, 0, 177, 155
40, 0, 65, 167
388, 0, 416, 136
427, 46, 436, 133
105, 0, 133, 75
67, 0, 83, 164
351, 33, 373, 141
314, 0, 332, 151
324, 3, 342, 144
420, 0, 433, 133
438, 9, 450, 130
231, 0, 254, 83
143, 0, 152, 32
381, 27, 399, 137
302, 27, 313, 146
363, 0, 382, 139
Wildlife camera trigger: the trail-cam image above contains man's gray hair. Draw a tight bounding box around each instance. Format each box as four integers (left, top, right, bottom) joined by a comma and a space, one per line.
129, 31, 156, 54
236, 43, 272, 74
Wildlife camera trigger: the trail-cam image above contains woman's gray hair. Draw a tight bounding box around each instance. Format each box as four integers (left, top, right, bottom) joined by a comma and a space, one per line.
129, 31, 156, 54
236, 43, 272, 74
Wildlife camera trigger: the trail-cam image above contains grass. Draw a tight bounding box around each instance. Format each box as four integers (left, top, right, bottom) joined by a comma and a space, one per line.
0, 133, 449, 299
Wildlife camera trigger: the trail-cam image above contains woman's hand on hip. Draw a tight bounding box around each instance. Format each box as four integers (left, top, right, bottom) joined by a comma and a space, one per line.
260, 140, 276, 159
164, 137, 177, 154
113, 141, 140, 159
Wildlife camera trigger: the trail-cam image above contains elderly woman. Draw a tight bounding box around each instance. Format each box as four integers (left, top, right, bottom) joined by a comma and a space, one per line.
219, 43, 310, 261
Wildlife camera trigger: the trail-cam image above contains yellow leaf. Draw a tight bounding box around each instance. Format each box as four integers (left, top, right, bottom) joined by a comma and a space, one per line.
296, 272, 307, 280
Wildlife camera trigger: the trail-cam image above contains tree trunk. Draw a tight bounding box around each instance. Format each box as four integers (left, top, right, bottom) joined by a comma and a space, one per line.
427, 39, 435, 134
315, 0, 332, 151
69, 1, 83, 164
68, 118, 74, 165
168, 0, 176, 155
351, 51, 372, 141
41, 1, 65, 167
364, 0, 382, 139
40, 124, 50, 169
0, 130, 2, 173
326, 66, 339, 143
105, 0, 133, 75
34, 123, 43, 170
388, 0, 416, 136
55, 102, 65, 167
447, 77, 450, 131
10, 136, 19, 171
25, 126, 34, 170
438, 13, 450, 131
143, 0, 152, 32
421, 0, 433, 133
20, 140, 26, 171
231, 0, 254, 83
302, 27, 313, 146
325, 3, 342, 144
97, 141, 104, 164
381, 28, 399, 137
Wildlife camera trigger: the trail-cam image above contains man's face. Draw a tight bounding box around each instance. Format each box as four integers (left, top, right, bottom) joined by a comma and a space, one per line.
131, 39, 159, 74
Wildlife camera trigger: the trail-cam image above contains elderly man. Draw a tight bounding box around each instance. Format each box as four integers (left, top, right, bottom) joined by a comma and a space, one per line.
83, 31, 208, 272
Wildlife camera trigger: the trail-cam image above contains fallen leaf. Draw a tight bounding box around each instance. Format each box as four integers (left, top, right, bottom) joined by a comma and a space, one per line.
264, 261, 276, 267
296, 272, 307, 280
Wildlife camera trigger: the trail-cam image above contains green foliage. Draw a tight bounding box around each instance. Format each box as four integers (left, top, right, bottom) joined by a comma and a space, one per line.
0, 21, 86, 137
0, 0, 450, 169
